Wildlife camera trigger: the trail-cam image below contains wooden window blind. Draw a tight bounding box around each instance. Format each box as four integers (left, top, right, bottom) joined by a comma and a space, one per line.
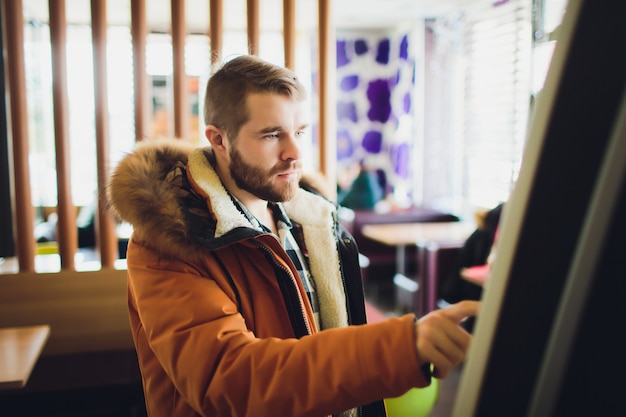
461, 0, 532, 209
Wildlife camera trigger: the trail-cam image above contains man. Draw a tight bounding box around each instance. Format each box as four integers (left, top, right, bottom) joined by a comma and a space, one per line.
107, 55, 478, 417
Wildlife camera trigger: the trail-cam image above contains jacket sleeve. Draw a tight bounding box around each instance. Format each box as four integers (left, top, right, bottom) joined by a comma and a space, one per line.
127, 239, 430, 417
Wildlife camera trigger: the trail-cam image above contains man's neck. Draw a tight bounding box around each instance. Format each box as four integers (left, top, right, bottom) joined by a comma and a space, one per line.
230, 189, 278, 235
231, 191, 268, 222
255, 205, 279, 235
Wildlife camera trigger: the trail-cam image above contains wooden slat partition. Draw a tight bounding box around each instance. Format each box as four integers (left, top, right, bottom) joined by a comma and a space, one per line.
49, 0, 78, 270
3, 0, 36, 272
209, 0, 223, 70
247, 0, 260, 56
171, 0, 189, 140
131, 0, 149, 141
0, 16, 15, 260
2, 0, 337, 272
90, 0, 119, 268
283, 0, 296, 69
317, 0, 336, 199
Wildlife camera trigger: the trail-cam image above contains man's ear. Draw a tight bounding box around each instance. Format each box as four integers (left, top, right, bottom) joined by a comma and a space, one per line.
205, 125, 226, 150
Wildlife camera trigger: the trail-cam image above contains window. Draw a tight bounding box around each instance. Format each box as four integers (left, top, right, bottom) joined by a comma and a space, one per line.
455, 0, 568, 212
532, 0, 569, 93
420, 0, 567, 216
24, 23, 135, 209
460, 0, 533, 211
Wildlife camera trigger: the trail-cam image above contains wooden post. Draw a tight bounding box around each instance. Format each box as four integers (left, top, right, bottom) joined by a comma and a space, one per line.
317, 0, 337, 201
2, 0, 36, 271
91, 0, 119, 268
171, 0, 189, 140
131, 0, 148, 142
247, 0, 259, 56
209, 0, 223, 71
283, 0, 295, 69
49, 0, 78, 270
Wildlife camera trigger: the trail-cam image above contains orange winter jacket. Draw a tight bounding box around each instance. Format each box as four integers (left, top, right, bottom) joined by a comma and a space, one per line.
107, 140, 430, 417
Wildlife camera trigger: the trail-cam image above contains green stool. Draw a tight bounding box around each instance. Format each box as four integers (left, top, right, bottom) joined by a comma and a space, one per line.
384, 378, 439, 417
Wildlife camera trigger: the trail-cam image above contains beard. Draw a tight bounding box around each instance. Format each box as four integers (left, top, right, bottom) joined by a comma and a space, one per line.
229, 147, 302, 202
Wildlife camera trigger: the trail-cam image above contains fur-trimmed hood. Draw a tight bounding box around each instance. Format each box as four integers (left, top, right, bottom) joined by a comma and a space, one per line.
107, 139, 349, 330
107, 139, 337, 256
107, 139, 202, 261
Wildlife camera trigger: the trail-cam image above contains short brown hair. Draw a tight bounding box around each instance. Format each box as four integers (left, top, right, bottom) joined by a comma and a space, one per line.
203, 55, 307, 141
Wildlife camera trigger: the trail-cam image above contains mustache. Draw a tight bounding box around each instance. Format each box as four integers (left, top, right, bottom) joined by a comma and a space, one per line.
270, 160, 302, 175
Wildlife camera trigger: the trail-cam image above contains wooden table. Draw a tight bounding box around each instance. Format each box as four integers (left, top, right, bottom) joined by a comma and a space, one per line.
361, 221, 475, 315
0, 325, 50, 389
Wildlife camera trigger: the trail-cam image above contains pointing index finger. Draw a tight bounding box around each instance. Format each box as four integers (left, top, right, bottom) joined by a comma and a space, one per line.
441, 300, 480, 324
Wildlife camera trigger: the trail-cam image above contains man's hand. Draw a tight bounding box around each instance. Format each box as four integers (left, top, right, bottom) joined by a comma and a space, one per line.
415, 300, 480, 379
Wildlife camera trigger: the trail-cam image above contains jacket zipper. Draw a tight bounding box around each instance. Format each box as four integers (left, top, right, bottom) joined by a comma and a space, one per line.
256, 229, 374, 417
253, 240, 312, 336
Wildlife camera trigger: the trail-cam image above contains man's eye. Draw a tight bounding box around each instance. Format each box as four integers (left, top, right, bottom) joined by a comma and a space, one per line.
295, 130, 306, 137
264, 132, 279, 139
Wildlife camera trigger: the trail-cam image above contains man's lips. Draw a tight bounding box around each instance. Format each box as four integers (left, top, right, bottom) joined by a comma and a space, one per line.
277, 171, 298, 178
273, 162, 302, 178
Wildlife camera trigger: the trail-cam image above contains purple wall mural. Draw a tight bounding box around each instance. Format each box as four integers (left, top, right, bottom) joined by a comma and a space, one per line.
336, 30, 416, 204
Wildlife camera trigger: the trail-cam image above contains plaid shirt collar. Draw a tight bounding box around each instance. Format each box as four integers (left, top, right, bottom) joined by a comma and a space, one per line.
229, 194, 292, 233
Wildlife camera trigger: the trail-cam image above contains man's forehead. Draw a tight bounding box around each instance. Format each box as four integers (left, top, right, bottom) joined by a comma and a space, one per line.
245, 93, 310, 123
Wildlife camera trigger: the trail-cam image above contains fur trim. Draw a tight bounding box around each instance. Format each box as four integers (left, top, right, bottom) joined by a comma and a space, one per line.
299, 170, 334, 201
187, 149, 253, 237
284, 191, 348, 330
106, 139, 202, 260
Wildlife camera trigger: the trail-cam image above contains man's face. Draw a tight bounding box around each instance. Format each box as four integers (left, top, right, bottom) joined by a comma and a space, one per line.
227, 93, 308, 203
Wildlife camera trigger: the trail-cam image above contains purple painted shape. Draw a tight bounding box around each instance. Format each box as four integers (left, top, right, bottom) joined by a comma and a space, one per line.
337, 129, 354, 160
399, 34, 409, 60
340, 74, 359, 91
355, 39, 369, 55
337, 40, 350, 67
362, 130, 383, 154
391, 143, 410, 178
403, 92, 411, 114
337, 101, 358, 123
375, 38, 390, 64
366, 79, 391, 123
493, 0, 509, 6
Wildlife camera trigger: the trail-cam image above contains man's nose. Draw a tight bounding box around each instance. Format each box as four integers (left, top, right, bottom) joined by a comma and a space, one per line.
281, 133, 302, 161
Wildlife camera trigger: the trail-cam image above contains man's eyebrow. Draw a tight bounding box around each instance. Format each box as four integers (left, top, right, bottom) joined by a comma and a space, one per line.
256, 124, 309, 134
257, 126, 283, 134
